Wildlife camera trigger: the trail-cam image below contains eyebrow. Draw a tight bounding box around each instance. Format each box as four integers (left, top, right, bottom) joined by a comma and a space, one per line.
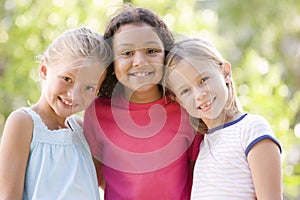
115, 41, 163, 48
80, 81, 99, 86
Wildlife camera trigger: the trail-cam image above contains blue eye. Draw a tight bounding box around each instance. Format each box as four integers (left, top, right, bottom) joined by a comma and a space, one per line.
180, 88, 191, 96
85, 86, 95, 92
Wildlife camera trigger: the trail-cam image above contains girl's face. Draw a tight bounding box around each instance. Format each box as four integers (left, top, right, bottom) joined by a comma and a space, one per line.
41, 60, 106, 117
167, 59, 232, 126
112, 23, 165, 94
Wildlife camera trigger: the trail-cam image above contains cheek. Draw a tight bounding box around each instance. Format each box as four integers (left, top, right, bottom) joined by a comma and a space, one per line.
181, 100, 197, 117
114, 60, 129, 78
153, 54, 164, 64
178, 96, 193, 110
154, 68, 164, 81
46, 77, 61, 90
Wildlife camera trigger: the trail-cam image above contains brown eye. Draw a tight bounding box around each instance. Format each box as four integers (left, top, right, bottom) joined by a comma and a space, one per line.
147, 49, 157, 54
63, 76, 72, 83
147, 48, 161, 55
121, 50, 133, 56
200, 77, 209, 84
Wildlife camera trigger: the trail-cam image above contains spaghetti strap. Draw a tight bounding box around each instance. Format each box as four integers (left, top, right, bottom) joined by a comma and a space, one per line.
67, 116, 91, 152
66, 117, 82, 132
22, 107, 39, 121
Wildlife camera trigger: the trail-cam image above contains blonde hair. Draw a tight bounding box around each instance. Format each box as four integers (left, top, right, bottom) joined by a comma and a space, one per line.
164, 38, 242, 133
38, 26, 111, 70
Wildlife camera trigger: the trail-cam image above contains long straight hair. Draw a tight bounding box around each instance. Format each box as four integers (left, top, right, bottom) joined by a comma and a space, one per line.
164, 38, 242, 133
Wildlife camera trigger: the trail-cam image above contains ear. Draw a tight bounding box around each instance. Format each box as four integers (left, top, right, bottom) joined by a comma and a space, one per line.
222, 61, 232, 83
39, 61, 47, 80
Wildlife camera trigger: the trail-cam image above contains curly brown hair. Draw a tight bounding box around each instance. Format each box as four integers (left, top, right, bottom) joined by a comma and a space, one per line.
99, 4, 175, 98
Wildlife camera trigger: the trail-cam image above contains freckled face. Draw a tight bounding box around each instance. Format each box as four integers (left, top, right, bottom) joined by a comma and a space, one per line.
112, 23, 165, 93
41, 60, 106, 117
167, 59, 229, 124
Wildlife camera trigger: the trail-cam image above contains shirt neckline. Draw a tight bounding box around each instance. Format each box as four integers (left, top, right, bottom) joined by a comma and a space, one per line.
207, 113, 248, 134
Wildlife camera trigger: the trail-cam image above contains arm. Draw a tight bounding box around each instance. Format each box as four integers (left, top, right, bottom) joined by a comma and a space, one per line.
0, 110, 33, 200
83, 105, 105, 189
93, 157, 106, 189
247, 139, 282, 200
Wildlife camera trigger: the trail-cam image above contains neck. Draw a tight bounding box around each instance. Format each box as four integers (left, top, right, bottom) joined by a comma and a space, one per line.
32, 98, 68, 130
124, 86, 162, 103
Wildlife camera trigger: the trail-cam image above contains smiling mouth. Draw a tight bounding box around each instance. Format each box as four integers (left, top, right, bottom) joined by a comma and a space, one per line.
129, 72, 153, 77
198, 98, 215, 110
60, 97, 76, 108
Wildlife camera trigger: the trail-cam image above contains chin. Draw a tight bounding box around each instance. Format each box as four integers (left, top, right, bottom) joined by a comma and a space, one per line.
188, 110, 200, 118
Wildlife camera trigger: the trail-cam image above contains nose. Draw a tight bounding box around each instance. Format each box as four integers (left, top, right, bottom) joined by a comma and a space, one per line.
132, 51, 146, 67
194, 85, 208, 101
67, 86, 80, 100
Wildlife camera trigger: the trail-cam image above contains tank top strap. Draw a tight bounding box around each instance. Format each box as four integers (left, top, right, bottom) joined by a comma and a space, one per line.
66, 116, 82, 132
22, 107, 39, 121
21, 107, 50, 138
22, 107, 45, 129
67, 116, 91, 152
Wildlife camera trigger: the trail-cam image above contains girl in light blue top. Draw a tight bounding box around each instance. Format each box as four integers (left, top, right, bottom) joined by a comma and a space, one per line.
0, 27, 111, 200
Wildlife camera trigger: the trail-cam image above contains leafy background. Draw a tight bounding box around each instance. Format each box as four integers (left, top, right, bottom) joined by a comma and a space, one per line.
0, 0, 299, 198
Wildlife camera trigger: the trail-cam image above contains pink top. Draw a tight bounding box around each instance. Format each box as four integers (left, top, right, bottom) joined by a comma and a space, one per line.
84, 95, 202, 200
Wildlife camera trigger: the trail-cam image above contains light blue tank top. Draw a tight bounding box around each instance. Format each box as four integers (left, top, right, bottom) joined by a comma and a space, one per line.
23, 107, 100, 200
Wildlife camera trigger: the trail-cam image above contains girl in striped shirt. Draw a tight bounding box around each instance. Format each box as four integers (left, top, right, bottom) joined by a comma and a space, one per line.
164, 38, 282, 200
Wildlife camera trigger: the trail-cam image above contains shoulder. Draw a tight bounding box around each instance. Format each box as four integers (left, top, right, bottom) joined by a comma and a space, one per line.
85, 97, 111, 119
240, 113, 281, 154
242, 113, 271, 130
95, 97, 111, 105
1, 108, 33, 147
87, 97, 112, 111
5, 108, 33, 129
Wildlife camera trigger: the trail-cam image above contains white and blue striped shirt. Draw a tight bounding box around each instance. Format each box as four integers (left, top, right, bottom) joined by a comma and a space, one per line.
191, 113, 281, 200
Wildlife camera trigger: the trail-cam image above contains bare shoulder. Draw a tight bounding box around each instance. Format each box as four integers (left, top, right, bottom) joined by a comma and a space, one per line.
6, 109, 33, 128
2, 108, 33, 141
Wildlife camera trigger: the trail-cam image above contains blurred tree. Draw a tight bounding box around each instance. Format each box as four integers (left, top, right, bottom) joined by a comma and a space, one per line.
0, 0, 299, 198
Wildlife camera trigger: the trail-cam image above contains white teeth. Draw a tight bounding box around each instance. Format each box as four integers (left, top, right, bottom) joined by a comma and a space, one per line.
200, 99, 213, 109
131, 72, 151, 77
62, 99, 73, 106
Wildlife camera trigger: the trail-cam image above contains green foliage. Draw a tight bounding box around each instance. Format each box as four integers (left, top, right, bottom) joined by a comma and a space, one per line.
0, 0, 299, 198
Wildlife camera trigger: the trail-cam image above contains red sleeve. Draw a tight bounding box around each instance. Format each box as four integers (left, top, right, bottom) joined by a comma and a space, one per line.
188, 132, 204, 162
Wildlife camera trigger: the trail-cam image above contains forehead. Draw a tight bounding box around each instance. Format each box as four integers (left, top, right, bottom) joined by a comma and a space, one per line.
53, 56, 104, 68
113, 23, 163, 48
170, 59, 216, 77
53, 58, 105, 77
167, 58, 221, 87
75, 64, 106, 82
